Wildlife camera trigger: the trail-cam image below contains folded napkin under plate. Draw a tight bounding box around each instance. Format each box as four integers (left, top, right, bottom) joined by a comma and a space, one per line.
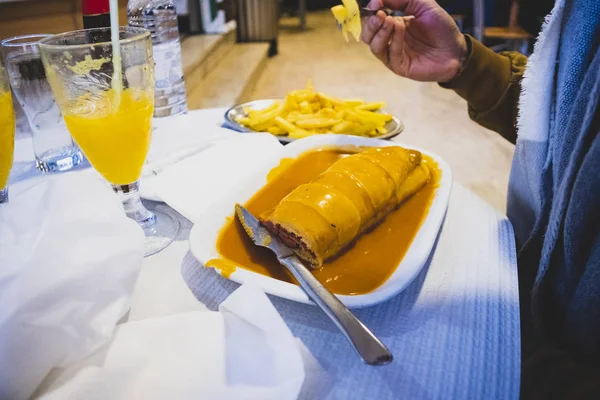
144, 109, 236, 176
145, 132, 284, 221
141, 109, 244, 201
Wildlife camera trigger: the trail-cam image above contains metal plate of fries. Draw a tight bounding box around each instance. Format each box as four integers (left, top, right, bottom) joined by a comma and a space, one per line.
224, 99, 404, 144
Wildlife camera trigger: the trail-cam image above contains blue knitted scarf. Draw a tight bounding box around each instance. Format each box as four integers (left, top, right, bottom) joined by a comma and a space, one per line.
508, 0, 600, 357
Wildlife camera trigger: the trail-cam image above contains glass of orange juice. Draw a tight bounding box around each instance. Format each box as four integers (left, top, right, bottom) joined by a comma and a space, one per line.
0, 54, 15, 204
39, 27, 179, 256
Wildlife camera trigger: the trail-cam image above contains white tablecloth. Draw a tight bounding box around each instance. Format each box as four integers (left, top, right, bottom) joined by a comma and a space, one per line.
136, 185, 520, 400
11, 109, 521, 399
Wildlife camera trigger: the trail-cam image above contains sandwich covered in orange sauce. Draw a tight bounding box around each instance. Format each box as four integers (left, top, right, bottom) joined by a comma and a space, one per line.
261, 146, 431, 268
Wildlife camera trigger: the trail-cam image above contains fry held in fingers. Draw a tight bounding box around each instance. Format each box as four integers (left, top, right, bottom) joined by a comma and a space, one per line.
331, 0, 362, 42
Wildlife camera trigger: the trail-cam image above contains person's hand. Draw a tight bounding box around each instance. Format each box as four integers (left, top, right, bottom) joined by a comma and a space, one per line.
361, 0, 468, 82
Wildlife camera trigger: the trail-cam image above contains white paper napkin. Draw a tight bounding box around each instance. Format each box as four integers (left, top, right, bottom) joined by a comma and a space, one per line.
140, 109, 244, 201
144, 109, 237, 176
152, 132, 284, 222
0, 172, 145, 400
37, 285, 306, 400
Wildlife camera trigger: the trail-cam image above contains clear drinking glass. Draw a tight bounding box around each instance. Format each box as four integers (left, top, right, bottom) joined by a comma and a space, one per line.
0, 54, 15, 204
1, 34, 85, 172
39, 27, 180, 256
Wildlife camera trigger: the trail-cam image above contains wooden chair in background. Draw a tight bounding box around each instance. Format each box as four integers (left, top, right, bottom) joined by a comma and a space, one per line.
474, 0, 532, 55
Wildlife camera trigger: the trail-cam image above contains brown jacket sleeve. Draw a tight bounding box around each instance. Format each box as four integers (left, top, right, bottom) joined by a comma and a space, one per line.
440, 35, 528, 144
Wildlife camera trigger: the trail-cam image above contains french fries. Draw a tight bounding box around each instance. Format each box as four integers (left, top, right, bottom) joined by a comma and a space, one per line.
235, 81, 392, 140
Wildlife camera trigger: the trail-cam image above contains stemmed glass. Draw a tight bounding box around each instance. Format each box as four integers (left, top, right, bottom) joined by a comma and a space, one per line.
39, 27, 179, 256
0, 54, 15, 204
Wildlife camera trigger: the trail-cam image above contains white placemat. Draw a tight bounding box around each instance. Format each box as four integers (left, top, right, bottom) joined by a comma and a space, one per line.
176, 184, 521, 399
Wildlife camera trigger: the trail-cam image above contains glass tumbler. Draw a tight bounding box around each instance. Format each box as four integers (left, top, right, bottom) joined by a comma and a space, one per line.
2, 34, 84, 172
39, 27, 180, 256
0, 54, 15, 204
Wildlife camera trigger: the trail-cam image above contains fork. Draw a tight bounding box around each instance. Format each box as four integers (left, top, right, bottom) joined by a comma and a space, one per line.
359, 7, 394, 18
337, 7, 394, 31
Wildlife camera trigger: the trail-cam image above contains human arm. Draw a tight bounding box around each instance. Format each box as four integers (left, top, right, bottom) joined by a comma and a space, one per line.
361, 0, 527, 143
441, 35, 527, 144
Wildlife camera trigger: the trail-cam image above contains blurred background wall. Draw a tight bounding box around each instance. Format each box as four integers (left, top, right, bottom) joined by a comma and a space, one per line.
0, 0, 127, 40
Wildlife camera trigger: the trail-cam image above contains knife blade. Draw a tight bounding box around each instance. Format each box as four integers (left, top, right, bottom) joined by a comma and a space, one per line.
235, 204, 393, 366
235, 204, 294, 258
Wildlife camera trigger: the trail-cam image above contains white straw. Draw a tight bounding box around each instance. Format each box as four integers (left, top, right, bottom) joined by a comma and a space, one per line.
109, 0, 122, 102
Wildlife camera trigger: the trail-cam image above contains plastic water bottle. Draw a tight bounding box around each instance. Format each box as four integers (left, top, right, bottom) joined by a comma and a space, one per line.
128, 0, 188, 117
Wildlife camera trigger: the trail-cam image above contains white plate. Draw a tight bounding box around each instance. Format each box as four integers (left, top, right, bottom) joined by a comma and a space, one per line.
189, 134, 453, 308
224, 99, 404, 144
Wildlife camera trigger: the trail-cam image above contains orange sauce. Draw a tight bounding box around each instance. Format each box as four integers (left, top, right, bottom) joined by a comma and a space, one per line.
210, 148, 440, 295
